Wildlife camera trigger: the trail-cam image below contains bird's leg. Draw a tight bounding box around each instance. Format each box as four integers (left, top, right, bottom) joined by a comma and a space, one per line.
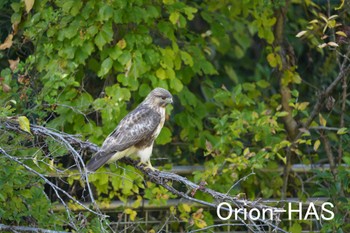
137, 160, 157, 171
145, 160, 156, 171
137, 161, 146, 167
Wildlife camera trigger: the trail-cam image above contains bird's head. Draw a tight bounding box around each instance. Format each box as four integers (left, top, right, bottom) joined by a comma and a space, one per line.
144, 87, 173, 107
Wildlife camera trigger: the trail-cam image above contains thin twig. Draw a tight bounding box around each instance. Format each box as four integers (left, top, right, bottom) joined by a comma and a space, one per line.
338, 73, 347, 164
319, 132, 336, 177
0, 147, 107, 218
226, 171, 255, 195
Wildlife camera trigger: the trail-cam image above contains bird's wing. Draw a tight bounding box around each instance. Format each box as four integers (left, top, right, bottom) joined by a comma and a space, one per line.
86, 106, 161, 171
101, 106, 161, 153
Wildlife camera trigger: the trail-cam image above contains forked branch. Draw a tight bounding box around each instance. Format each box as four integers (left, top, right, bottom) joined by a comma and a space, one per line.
1, 119, 286, 232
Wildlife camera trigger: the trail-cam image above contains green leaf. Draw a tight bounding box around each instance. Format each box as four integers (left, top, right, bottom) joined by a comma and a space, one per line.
275, 111, 289, 117
109, 46, 123, 60
343, 156, 350, 165
94, 22, 113, 50
98, 5, 113, 21
122, 178, 133, 195
18, 116, 31, 134
337, 127, 348, 135
165, 68, 176, 79
170, 78, 183, 92
61, 1, 74, 13
289, 223, 302, 233
139, 83, 151, 97
256, 80, 270, 88
86, 25, 98, 37
180, 51, 193, 66
156, 127, 172, 145
156, 68, 167, 79
183, 6, 197, 20
70, 2, 82, 16
163, 0, 175, 4
97, 57, 113, 77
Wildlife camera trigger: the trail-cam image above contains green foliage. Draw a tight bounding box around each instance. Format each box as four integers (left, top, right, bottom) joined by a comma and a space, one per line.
0, 0, 349, 231
0, 158, 64, 229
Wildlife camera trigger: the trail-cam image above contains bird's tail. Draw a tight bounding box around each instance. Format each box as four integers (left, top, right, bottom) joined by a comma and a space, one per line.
86, 151, 113, 172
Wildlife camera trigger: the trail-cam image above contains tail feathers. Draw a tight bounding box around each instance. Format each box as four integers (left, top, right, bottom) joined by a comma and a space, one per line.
86, 151, 114, 172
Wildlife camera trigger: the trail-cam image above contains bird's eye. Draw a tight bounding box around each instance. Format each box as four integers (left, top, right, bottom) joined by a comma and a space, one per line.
161, 97, 166, 100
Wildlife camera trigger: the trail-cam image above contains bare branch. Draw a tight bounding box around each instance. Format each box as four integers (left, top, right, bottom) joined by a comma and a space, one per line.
0, 224, 68, 233
319, 132, 336, 177
2, 119, 97, 205
0, 147, 107, 218
338, 73, 347, 164
2, 119, 286, 232
294, 47, 350, 141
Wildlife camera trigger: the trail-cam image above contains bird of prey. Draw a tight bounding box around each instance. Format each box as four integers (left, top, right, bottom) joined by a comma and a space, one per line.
86, 87, 173, 172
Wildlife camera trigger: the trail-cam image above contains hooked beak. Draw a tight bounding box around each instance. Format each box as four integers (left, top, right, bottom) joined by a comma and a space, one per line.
166, 97, 173, 104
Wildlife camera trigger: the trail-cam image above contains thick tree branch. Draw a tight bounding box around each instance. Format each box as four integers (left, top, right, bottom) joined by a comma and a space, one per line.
1, 119, 286, 232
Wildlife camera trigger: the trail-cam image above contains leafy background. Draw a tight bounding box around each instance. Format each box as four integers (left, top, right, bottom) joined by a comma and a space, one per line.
0, 0, 349, 232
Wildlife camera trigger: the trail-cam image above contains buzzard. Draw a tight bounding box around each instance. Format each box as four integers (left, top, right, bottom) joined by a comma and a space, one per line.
86, 87, 173, 172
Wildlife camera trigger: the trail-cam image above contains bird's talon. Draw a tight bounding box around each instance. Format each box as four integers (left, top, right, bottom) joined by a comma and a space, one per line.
144, 161, 157, 171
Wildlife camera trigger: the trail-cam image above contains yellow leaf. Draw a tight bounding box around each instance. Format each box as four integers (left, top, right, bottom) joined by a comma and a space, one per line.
33, 155, 39, 167
18, 116, 31, 134
296, 30, 307, 38
8, 57, 20, 71
337, 127, 348, 135
169, 12, 180, 25
320, 15, 328, 23
327, 42, 339, 47
266, 53, 277, 68
124, 208, 137, 221
277, 153, 286, 164
0, 34, 13, 50
313, 140, 321, 151
292, 73, 302, 84
25, 0, 35, 13
243, 148, 250, 156
308, 19, 319, 24
319, 113, 326, 127
132, 195, 142, 208
318, 43, 327, 49
336, 31, 347, 37
296, 102, 309, 111
117, 39, 126, 49
335, 0, 344, 10
327, 20, 336, 29
163, 0, 175, 5
49, 159, 55, 170
181, 203, 191, 212
195, 219, 207, 229
328, 15, 338, 20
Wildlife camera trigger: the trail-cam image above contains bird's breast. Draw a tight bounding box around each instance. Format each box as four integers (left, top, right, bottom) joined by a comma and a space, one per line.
154, 107, 166, 136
